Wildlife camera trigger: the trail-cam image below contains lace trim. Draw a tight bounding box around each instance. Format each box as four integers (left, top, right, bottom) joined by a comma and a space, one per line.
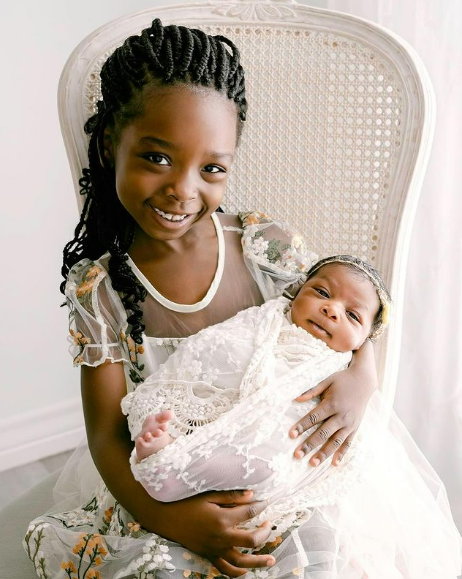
126, 213, 225, 313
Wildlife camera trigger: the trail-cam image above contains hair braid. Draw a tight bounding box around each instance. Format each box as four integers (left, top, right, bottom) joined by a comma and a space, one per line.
179, 28, 195, 73
162, 36, 175, 80
62, 18, 248, 344
193, 29, 211, 81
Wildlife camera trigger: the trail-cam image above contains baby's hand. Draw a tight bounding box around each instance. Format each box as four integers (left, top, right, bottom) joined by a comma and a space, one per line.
135, 410, 174, 460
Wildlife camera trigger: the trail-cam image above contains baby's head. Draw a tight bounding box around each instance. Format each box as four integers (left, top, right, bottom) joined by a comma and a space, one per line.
291, 255, 391, 352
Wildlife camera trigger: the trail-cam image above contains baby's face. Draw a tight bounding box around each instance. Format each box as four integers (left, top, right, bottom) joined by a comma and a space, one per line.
291, 264, 380, 352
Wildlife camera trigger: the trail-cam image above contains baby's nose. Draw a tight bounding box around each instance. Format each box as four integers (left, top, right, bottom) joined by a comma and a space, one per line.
322, 304, 339, 320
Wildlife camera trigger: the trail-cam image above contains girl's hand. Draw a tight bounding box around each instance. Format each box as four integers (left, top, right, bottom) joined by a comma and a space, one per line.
289, 340, 377, 466
153, 490, 274, 577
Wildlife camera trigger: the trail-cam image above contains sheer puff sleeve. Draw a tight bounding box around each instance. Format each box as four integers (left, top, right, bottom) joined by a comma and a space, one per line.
239, 211, 318, 301
65, 257, 131, 368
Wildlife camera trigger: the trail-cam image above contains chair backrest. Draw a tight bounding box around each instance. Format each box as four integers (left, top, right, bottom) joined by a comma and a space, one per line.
58, 0, 435, 407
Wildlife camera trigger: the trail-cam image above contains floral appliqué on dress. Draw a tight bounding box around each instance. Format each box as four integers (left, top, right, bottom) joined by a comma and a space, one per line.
239, 211, 316, 278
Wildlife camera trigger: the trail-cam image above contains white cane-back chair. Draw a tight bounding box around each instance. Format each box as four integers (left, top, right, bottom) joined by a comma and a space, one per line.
58, 0, 434, 409
0, 3, 434, 576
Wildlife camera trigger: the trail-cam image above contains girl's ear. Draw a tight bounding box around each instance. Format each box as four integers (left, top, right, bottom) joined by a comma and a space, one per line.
99, 126, 115, 169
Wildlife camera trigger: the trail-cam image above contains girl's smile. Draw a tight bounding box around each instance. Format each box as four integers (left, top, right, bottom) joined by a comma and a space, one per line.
106, 85, 238, 247
147, 203, 195, 229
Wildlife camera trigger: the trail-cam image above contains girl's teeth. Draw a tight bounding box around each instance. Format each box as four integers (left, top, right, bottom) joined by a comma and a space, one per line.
153, 207, 188, 221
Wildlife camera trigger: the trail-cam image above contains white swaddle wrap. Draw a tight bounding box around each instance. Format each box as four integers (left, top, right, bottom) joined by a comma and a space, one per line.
122, 297, 354, 517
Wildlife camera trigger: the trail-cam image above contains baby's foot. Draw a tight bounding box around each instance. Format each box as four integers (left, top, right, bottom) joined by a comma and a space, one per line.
135, 410, 174, 460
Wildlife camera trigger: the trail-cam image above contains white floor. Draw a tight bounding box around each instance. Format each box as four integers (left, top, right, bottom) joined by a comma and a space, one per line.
0, 450, 73, 511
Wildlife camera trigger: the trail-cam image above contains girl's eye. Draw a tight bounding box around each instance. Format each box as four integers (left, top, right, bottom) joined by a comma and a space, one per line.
203, 164, 226, 174
315, 288, 329, 298
145, 153, 170, 166
347, 311, 360, 323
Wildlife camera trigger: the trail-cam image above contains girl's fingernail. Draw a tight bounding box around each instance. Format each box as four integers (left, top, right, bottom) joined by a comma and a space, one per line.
294, 450, 304, 459
266, 558, 275, 566
311, 457, 320, 466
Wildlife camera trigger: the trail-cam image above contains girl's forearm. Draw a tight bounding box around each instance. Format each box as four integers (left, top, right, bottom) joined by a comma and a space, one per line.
88, 425, 170, 533
81, 363, 172, 534
350, 339, 378, 390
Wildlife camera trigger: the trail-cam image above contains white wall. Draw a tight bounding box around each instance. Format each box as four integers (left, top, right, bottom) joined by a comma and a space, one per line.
0, 0, 326, 471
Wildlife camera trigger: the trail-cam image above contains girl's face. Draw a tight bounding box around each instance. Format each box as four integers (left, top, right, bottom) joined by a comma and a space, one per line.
291, 264, 379, 352
106, 85, 238, 243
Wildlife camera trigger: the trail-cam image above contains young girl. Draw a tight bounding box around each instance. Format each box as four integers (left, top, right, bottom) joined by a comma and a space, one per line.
122, 255, 461, 579
24, 19, 382, 579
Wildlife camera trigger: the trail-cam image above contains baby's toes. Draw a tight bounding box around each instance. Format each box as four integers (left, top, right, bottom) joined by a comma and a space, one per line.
152, 428, 165, 438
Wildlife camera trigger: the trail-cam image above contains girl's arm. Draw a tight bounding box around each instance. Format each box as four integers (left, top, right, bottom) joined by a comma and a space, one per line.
289, 340, 377, 466
81, 362, 274, 577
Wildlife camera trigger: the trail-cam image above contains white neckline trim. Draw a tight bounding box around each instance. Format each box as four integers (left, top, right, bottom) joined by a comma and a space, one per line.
127, 213, 225, 313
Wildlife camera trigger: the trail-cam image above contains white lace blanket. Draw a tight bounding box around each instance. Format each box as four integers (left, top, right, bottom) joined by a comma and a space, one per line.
121, 297, 356, 523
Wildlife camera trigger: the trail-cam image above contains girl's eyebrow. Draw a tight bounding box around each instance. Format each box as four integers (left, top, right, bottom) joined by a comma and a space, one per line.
139, 136, 234, 161
139, 136, 174, 149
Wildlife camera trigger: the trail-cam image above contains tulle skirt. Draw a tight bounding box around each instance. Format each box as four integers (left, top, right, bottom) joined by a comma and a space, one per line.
23, 394, 462, 579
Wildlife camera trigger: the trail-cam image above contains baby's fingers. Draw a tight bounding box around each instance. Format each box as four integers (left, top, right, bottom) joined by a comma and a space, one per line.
332, 432, 355, 466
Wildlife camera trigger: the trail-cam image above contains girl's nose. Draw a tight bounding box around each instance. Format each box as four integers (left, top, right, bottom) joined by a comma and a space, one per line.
165, 172, 197, 203
321, 303, 340, 321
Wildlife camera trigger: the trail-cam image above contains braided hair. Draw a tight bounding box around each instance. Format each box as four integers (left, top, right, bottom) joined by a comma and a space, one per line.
61, 19, 247, 344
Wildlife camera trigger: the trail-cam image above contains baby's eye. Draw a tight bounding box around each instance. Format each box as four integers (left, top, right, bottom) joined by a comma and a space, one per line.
315, 288, 329, 298
202, 164, 226, 174
145, 153, 170, 166
347, 311, 360, 323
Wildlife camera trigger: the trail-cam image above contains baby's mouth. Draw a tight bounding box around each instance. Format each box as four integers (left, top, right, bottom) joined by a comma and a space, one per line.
308, 320, 332, 338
